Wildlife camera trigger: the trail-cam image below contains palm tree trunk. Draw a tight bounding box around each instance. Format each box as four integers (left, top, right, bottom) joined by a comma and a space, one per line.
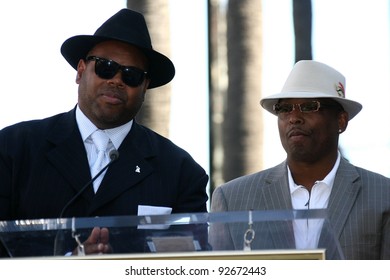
293, 0, 312, 62
222, 0, 263, 182
209, 0, 225, 192
127, 0, 172, 137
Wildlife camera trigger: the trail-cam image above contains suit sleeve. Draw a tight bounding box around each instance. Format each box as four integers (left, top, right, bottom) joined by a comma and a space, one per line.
0, 128, 14, 220
381, 211, 390, 259
211, 185, 229, 212
208, 186, 235, 250
173, 154, 209, 213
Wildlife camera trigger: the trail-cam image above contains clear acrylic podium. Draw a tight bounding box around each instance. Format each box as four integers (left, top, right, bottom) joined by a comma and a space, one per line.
0, 210, 344, 259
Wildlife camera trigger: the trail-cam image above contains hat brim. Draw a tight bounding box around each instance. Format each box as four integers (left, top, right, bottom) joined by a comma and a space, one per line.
260, 91, 363, 120
61, 35, 175, 89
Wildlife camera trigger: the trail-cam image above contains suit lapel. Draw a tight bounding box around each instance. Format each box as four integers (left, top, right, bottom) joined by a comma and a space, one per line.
261, 162, 292, 210
88, 122, 155, 213
44, 113, 157, 215
316, 158, 361, 259
260, 160, 361, 254
325, 158, 361, 239
45, 109, 94, 201
261, 162, 296, 249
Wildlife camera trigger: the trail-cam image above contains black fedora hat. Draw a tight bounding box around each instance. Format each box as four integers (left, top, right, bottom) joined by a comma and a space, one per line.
61, 8, 175, 89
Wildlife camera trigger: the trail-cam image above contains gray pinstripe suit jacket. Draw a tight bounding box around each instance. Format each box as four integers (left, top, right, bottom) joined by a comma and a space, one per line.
210, 158, 390, 259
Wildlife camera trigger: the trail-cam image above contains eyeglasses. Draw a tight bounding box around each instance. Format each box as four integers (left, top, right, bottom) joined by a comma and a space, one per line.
86, 56, 148, 87
273, 101, 326, 115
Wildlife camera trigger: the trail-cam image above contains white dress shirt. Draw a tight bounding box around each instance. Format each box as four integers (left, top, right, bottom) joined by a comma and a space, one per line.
75, 105, 133, 192
288, 152, 340, 249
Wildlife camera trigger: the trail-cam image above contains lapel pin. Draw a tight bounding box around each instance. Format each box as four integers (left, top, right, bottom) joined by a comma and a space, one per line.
135, 165, 141, 173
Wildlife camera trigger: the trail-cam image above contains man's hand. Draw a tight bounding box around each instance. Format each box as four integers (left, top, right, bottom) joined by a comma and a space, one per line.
72, 227, 112, 255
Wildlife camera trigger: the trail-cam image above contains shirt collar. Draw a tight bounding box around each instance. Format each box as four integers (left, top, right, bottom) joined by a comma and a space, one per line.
75, 105, 133, 150
288, 152, 341, 194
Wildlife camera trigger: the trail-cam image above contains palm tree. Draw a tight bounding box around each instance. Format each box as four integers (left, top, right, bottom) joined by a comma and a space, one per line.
208, 0, 225, 192
293, 0, 312, 62
221, 0, 263, 183
127, 0, 173, 137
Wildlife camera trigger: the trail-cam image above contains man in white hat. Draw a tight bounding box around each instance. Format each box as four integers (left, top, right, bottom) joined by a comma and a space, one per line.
210, 60, 390, 259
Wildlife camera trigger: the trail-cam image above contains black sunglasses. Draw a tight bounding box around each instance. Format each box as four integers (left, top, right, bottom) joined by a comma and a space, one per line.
86, 56, 148, 87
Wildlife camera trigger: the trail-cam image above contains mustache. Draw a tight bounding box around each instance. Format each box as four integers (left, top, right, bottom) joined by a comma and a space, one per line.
98, 86, 127, 101
286, 127, 310, 138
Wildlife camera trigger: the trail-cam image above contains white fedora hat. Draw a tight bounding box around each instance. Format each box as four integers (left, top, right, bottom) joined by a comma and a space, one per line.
260, 60, 362, 120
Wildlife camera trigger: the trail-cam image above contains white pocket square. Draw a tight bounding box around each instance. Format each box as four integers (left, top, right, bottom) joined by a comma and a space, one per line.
137, 205, 172, 229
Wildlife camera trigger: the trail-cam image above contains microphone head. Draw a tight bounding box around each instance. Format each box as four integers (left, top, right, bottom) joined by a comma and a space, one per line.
109, 149, 119, 161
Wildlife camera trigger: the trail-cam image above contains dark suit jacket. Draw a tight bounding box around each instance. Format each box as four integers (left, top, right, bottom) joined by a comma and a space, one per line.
210, 159, 390, 260
0, 108, 209, 256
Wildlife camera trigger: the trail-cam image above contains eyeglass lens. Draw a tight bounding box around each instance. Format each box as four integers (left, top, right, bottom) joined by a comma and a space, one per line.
86, 56, 147, 87
273, 101, 321, 114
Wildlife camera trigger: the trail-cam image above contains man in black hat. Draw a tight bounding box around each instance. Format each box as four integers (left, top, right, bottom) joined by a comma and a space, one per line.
0, 9, 208, 256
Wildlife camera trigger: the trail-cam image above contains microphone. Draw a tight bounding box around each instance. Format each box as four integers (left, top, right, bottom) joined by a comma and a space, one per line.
59, 149, 119, 218
53, 149, 119, 255
0, 236, 12, 258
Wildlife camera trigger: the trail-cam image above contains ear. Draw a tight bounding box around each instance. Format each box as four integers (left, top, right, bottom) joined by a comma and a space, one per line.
338, 111, 349, 133
140, 78, 151, 101
143, 78, 151, 91
75, 59, 87, 84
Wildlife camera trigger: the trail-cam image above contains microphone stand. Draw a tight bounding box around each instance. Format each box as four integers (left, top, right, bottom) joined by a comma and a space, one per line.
53, 150, 119, 256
